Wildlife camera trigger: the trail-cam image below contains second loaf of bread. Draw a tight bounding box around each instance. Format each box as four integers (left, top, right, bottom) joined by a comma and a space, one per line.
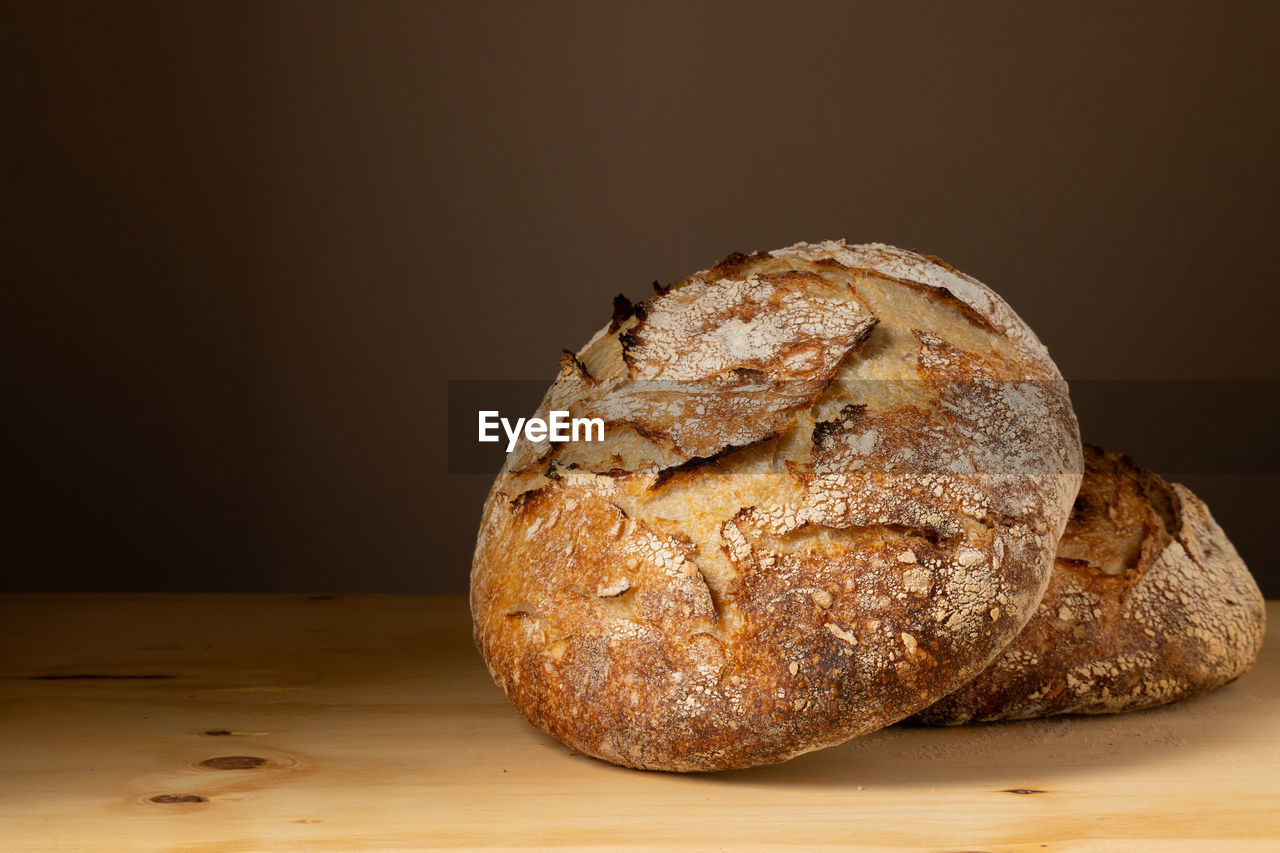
913, 444, 1266, 724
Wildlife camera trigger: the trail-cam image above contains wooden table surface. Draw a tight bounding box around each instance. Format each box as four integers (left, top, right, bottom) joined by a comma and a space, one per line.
1, 594, 1276, 851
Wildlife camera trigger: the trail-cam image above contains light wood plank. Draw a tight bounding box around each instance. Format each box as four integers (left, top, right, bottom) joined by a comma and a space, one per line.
1, 595, 1275, 851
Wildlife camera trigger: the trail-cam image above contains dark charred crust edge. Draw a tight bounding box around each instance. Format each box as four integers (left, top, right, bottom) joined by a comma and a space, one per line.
847, 315, 880, 354
559, 350, 593, 382
618, 328, 642, 368
509, 485, 550, 512
617, 296, 656, 369
811, 403, 868, 448
728, 366, 768, 382
650, 433, 780, 490
608, 294, 633, 334
507, 460, 575, 511
608, 294, 648, 335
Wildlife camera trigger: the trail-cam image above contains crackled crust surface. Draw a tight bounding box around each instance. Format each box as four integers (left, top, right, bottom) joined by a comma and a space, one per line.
471, 240, 1083, 771
913, 444, 1267, 725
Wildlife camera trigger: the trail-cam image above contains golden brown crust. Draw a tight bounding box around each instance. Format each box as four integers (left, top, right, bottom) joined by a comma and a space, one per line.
912, 444, 1267, 725
471, 240, 1082, 770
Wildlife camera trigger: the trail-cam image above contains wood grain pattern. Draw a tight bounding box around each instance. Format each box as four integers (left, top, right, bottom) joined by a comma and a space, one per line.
0, 594, 1275, 851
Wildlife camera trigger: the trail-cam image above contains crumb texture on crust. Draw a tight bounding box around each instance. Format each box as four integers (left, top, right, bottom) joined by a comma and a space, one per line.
913, 444, 1267, 725
471, 240, 1082, 771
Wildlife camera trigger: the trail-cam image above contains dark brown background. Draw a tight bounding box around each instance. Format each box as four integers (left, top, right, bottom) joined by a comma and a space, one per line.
4, 1, 1278, 594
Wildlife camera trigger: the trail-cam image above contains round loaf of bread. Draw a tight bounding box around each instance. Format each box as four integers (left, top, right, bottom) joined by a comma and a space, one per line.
913, 444, 1266, 725
471, 241, 1083, 770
